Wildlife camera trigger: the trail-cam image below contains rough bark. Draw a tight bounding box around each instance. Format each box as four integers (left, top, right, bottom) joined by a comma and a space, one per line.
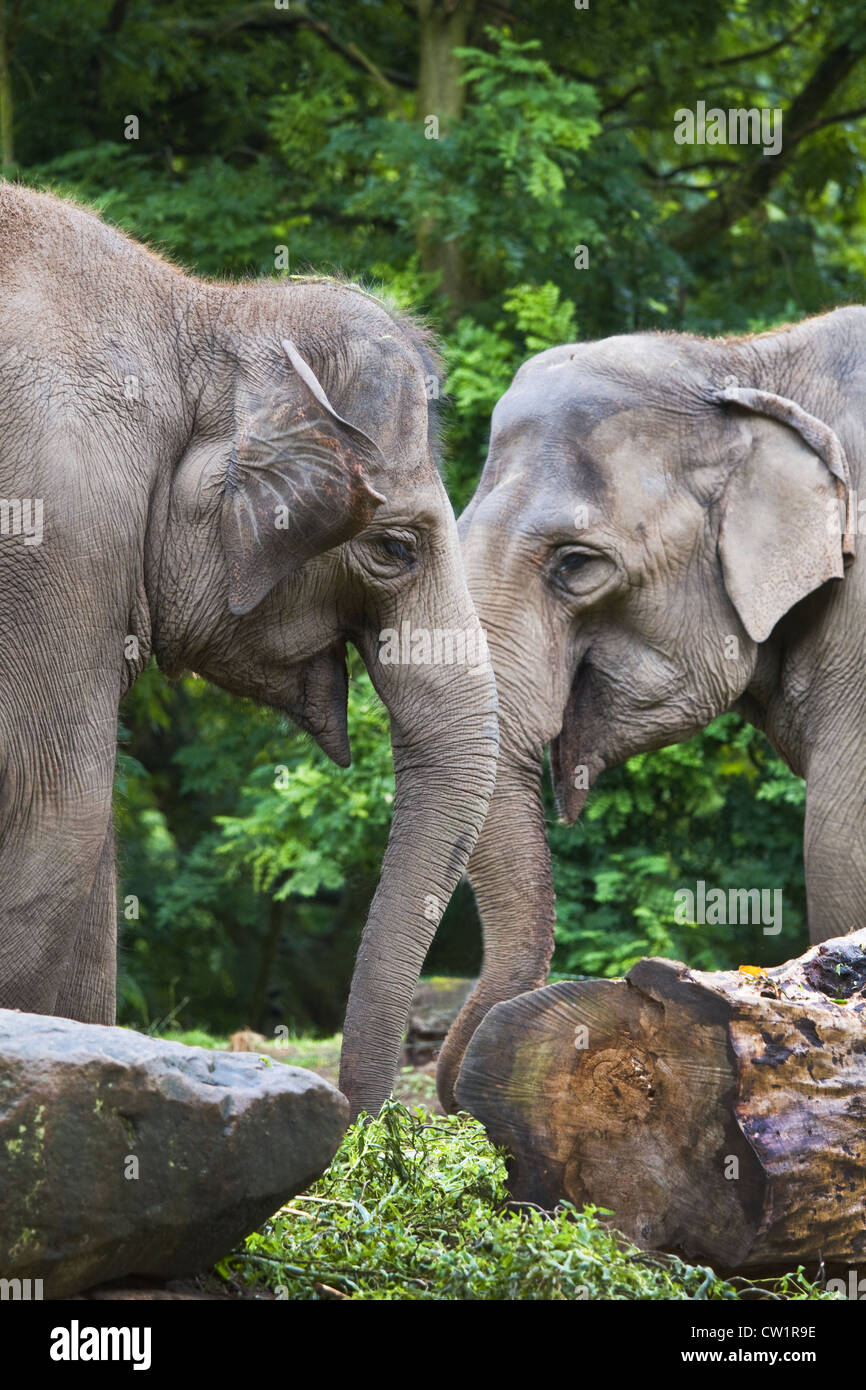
415, 0, 477, 311
455, 932, 866, 1269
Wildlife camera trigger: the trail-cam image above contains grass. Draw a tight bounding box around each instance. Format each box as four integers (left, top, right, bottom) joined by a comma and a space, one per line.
161, 1027, 437, 1107
160, 1028, 233, 1050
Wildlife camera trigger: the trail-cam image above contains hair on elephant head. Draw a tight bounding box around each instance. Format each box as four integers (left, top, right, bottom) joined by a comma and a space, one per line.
438, 306, 866, 1111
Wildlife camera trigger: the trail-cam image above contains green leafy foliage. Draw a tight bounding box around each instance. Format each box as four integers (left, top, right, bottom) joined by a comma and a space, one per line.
114, 660, 394, 1035
213, 662, 393, 900
443, 279, 578, 505
215, 1101, 831, 1301
550, 716, 807, 980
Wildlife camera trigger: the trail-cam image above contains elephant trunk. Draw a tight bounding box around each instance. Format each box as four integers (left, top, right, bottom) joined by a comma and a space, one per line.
339, 664, 498, 1120
436, 748, 555, 1112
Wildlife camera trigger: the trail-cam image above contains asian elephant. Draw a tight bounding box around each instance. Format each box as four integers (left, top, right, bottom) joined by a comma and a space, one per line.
0, 182, 498, 1120
437, 306, 866, 1110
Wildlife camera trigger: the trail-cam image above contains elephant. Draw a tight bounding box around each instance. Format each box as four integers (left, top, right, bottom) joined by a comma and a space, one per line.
436, 305, 866, 1110
0, 182, 498, 1120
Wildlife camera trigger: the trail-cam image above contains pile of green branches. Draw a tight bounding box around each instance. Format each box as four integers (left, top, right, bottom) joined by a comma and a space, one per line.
216, 1102, 829, 1302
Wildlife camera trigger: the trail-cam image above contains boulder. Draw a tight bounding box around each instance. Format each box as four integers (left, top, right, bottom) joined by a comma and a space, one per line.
404, 977, 476, 1064
0, 1009, 348, 1298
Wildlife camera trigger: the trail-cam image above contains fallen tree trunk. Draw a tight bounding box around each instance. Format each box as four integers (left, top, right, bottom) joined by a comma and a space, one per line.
454, 932, 866, 1269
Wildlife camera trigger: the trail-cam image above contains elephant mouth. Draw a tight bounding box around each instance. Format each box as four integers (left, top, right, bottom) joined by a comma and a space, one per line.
549, 662, 605, 823
289, 640, 352, 767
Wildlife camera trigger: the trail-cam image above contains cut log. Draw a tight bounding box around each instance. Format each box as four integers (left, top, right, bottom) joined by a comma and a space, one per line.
454, 932, 866, 1268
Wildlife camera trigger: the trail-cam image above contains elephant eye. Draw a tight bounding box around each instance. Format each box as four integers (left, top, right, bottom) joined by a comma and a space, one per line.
378, 537, 414, 565
550, 546, 611, 598
358, 530, 419, 579
558, 551, 591, 574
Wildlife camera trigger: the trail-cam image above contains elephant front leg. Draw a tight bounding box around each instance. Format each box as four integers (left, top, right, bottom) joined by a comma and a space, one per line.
54, 822, 117, 1024
0, 734, 116, 1020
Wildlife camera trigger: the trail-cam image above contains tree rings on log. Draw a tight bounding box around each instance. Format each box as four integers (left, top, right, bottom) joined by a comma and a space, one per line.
454, 933, 866, 1268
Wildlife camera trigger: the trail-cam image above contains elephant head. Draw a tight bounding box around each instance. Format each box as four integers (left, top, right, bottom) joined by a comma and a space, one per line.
153, 279, 498, 1119
437, 317, 858, 1109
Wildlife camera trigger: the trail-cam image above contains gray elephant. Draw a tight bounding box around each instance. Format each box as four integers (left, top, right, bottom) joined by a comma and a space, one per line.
0, 182, 498, 1119
437, 307, 865, 1109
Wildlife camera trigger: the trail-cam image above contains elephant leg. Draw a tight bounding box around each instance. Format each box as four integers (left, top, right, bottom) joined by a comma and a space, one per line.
54, 822, 117, 1024
0, 722, 117, 1019
803, 756, 866, 943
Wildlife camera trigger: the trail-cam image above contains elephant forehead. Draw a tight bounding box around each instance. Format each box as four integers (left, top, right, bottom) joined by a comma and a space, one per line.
580, 409, 682, 529
488, 369, 664, 501
494, 366, 627, 441
484, 418, 608, 506
482, 400, 678, 528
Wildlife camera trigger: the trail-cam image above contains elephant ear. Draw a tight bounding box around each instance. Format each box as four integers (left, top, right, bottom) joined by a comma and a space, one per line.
222, 339, 386, 616
714, 383, 855, 644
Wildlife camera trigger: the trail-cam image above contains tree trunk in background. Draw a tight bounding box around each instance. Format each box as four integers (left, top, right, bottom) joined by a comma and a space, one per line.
415, 0, 477, 314
84, 0, 131, 116
0, 2, 15, 171
248, 897, 284, 1031
667, 35, 866, 255
456, 932, 866, 1269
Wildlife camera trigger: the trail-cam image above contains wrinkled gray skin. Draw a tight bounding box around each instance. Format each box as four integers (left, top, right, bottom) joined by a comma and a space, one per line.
0, 184, 498, 1120
438, 307, 866, 1110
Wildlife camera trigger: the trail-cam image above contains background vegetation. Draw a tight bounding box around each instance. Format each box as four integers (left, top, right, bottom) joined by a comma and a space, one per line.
4, 0, 866, 1033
